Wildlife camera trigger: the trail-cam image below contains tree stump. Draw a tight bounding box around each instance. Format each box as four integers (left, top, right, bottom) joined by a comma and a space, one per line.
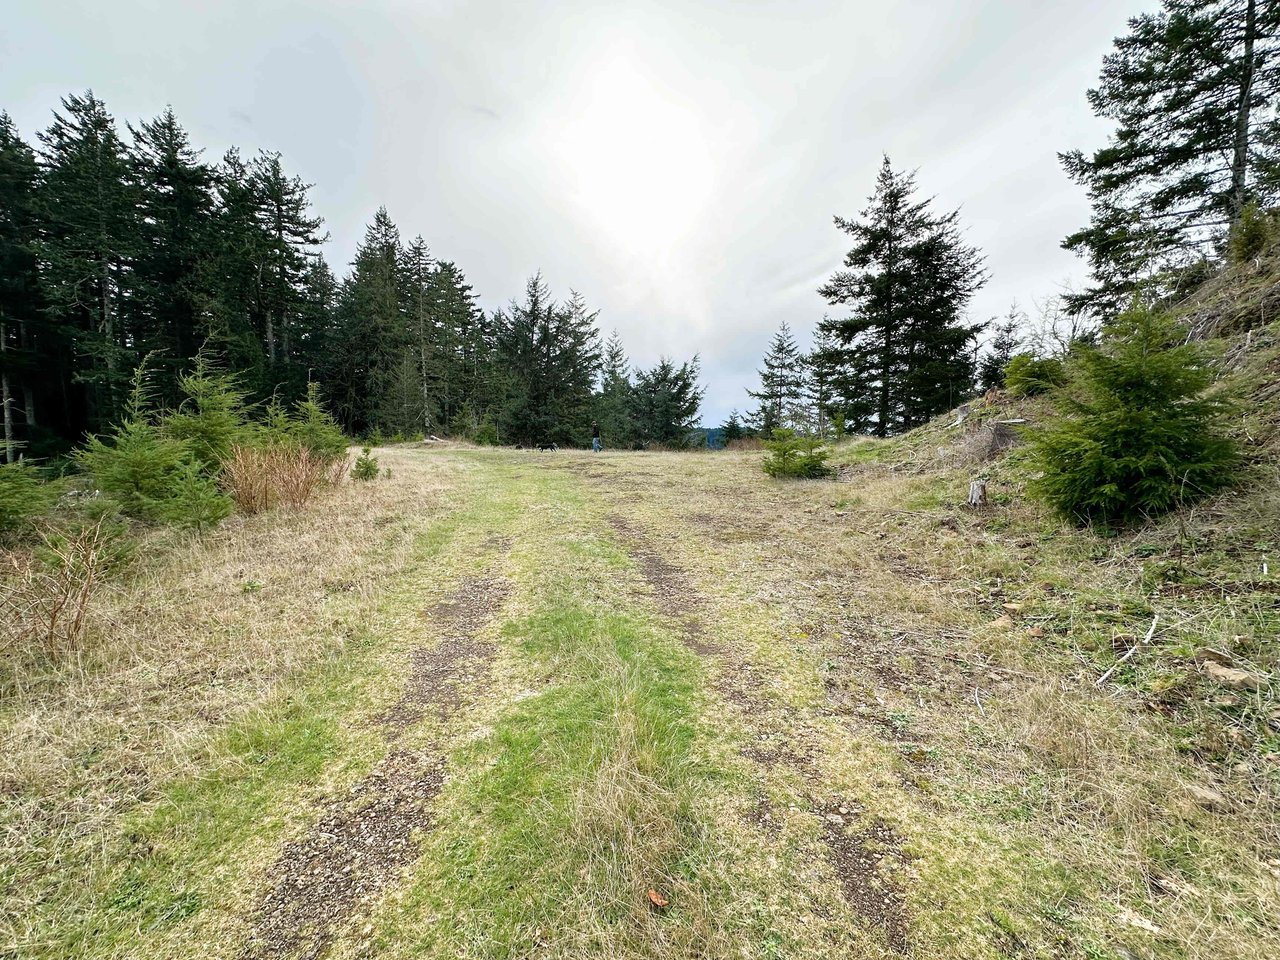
967, 479, 988, 508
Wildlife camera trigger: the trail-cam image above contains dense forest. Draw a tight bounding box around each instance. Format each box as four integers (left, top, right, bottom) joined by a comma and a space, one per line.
0, 95, 703, 457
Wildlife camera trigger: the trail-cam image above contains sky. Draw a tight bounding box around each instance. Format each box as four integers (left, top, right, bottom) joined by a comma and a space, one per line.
2, 0, 1149, 426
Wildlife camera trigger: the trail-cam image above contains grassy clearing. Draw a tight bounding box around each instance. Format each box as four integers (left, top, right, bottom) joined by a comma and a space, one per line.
3, 431, 1276, 959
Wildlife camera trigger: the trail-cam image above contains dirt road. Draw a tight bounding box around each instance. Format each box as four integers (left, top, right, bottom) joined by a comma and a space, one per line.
5, 447, 1275, 960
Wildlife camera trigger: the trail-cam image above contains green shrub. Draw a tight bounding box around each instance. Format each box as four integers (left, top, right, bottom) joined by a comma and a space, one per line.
290, 383, 349, 462
351, 447, 380, 481
1029, 303, 1238, 525
1227, 201, 1277, 264
155, 461, 234, 529
75, 418, 232, 528
761, 429, 834, 479
74, 365, 232, 528
164, 355, 253, 471
474, 415, 499, 446
0, 462, 58, 535
1004, 353, 1066, 396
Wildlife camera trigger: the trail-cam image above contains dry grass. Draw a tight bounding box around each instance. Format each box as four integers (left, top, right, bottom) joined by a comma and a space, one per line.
219, 443, 350, 514
0, 448, 457, 955
0, 515, 118, 694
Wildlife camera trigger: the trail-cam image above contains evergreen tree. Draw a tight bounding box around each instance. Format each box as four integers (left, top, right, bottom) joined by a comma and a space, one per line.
127, 107, 217, 403
804, 326, 845, 436
747, 321, 807, 434
978, 307, 1023, 392
401, 235, 436, 434
819, 157, 986, 436
0, 113, 43, 461
202, 148, 270, 387
493, 275, 601, 446
1030, 303, 1238, 523
330, 207, 405, 433
1062, 0, 1280, 314
594, 330, 633, 448
250, 151, 325, 389
428, 259, 488, 431
720, 409, 745, 444
630, 356, 704, 448
812, 315, 874, 434
36, 91, 140, 433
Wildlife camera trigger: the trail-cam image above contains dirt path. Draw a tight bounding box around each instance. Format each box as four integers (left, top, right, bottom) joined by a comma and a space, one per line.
13, 447, 1276, 960
241, 567, 511, 960
607, 513, 911, 953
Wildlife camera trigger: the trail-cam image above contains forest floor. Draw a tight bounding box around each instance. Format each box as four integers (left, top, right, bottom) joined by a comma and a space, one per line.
3, 444, 1277, 960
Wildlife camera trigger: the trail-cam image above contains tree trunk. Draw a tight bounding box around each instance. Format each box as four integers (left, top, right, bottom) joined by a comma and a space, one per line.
1231, 0, 1258, 221
18, 318, 35, 427
1, 320, 13, 463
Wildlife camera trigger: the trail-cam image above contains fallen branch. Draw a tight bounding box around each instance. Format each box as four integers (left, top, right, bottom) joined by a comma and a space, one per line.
1096, 614, 1160, 686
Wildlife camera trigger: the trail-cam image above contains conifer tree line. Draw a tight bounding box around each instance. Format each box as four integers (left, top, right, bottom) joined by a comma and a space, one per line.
0, 92, 703, 460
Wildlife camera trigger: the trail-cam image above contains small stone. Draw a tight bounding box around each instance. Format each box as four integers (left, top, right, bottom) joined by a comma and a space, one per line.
825, 813, 845, 825
1202, 661, 1266, 690
1185, 784, 1229, 811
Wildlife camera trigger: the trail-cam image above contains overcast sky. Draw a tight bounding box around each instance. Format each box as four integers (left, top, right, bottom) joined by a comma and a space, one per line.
3, 0, 1147, 426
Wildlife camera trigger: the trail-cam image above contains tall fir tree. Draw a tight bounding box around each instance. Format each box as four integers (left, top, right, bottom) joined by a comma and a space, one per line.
398, 236, 436, 434
1062, 0, 1280, 314
819, 157, 986, 436
978, 308, 1023, 392
594, 330, 633, 448
0, 113, 43, 460
747, 321, 807, 434
630, 356, 704, 448
331, 207, 406, 433
493, 276, 601, 445
251, 150, 325, 391
127, 107, 217, 404
36, 91, 141, 434
428, 259, 488, 432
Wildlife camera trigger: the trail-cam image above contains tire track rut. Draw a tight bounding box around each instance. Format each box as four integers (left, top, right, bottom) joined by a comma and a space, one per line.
240, 570, 510, 960
608, 514, 911, 953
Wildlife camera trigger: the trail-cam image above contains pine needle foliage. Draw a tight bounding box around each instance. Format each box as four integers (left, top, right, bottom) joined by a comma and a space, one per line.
1004, 353, 1066, 397
73, 361, 232, 527
351, 447, 380, 481
0, 462, 57, 536
761, 428, 834, 480
1029, 303, 1238, 525
164, 354, 254, 471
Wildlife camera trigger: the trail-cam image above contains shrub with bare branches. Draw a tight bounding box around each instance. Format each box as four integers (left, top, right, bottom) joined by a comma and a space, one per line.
1, 515, 118, 688
220, 443, 349, 514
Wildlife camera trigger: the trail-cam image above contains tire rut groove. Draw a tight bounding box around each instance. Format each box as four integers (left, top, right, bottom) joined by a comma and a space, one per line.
608, 513, 911, 953
239, 566, 510, 960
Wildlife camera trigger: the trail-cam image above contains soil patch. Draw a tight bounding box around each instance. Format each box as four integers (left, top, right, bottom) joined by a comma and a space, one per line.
819, 802, 910, 953
241, 750, 444, 960
242, 569, 510, 959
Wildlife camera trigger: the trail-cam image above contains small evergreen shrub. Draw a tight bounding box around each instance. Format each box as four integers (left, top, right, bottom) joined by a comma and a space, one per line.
291, 383, 349, 462
73, 364, 233, 528
0, 462, 57, 536
156, 461, 234, 530
1029, 304, 1238, 525
351, 447, 380, 481
474, 416, 499, 446
164, 355, 253, 471
1004, 353, 1066, 396
761, 429, 834, 479
1227, 201, 1277, 264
